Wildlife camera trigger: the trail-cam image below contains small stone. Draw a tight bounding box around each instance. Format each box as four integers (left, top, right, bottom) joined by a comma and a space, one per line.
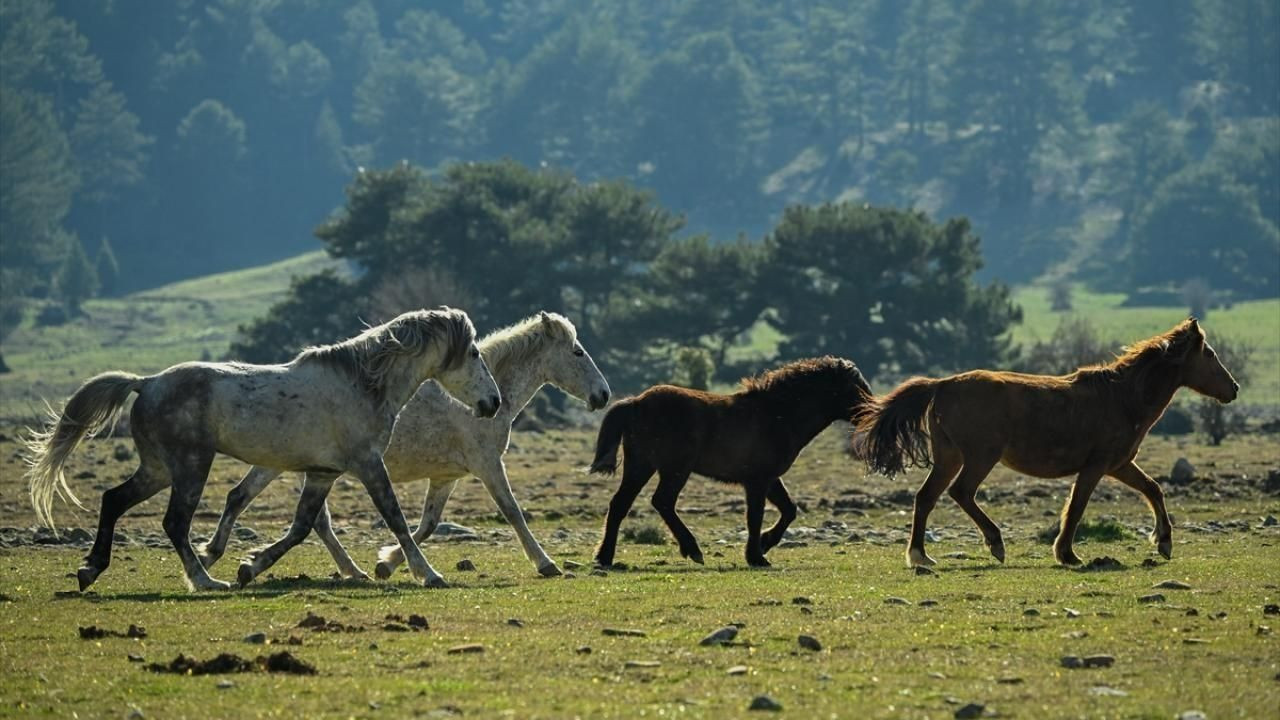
1258, 625, 1272, 636
1263, 604, 1280, 616
1186, 608, 1200, 617
1176, 712, 1208, 720
127, 654, 144, 663
1263, 515, 1278, 527
797, 634, 822, 651
216, 680, 234, 690
700, 626, 739, 646
1089, 685, 1128, 697
954, 702, 985, 719
1023, 608, 1040, 616
1182, 638, 1208, 645
1138, 593, 1166, 604
884, 597, 912, 605
943, 551, 969, 560
243, 632, 267, 645
1064, 608, 1081, 618
915, 566, 936, 576
748, 695, 783, 712
408, 614, 429, 630
928, 672, 947, 680
506, 618, 523, 628
791, 596, 812, 605
623, 660, 660, 669
447, 644, 484, 655
455, 559, 476, 571
997, 676, 1023, 684
727, 665, 749, 676
1154, 580, 1192, 590
127, 706, 144, 720
1061, 655, 1084, 669
1170, 457, 1196, 484
602, 628, 647, 637
575, 646, 592, 654
1083, 654, 1115, 668
919, 599, 939, 607
1141, 558, 1159, 568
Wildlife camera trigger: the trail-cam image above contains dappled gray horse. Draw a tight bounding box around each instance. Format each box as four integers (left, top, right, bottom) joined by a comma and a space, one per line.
26, 308, 501, 591
200, 311, 610, 584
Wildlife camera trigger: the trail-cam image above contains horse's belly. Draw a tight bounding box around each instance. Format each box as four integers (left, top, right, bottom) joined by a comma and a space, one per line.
1000, 444, 1089, 479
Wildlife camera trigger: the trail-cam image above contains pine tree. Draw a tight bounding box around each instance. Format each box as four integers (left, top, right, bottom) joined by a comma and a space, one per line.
94, 236, 120, 297
58, 236, 98, 314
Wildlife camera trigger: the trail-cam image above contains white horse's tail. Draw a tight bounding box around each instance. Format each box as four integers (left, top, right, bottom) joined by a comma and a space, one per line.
26, 371, 146, 529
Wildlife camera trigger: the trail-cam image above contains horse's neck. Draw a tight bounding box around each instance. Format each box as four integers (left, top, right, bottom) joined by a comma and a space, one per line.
1117, 362, 1183, 429
492, 357, 548, 423
382, 359, 438, 415
769, 393, 843, 447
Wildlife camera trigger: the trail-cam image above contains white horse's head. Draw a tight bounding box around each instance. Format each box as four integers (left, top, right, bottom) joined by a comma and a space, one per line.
533, 311, 611, 410
397, 308, 502, 418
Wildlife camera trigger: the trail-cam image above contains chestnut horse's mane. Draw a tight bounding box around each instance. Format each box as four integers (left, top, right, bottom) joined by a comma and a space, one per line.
1072, 318, 1200, 410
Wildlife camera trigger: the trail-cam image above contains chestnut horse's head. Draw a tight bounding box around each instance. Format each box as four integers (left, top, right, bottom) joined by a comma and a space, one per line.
1176, 318, 1239, 403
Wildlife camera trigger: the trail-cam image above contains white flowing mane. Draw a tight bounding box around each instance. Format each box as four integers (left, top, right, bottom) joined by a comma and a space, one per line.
479, 312, 577, 377
297, 308, 475, 401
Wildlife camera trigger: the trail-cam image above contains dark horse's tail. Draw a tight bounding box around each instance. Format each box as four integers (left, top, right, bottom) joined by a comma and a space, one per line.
856, 377, 940, 478
588, 399, 636, 475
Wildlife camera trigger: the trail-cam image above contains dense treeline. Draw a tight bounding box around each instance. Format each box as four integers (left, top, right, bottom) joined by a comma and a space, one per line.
232, 160, 1019, 390
2, 0, 1277, 309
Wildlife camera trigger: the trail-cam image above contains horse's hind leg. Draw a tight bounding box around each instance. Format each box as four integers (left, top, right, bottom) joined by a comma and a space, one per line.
907, 441, 964, 567
759, 478, 797, 555
476, 460, 561, 577
79, 463, 168, 591
162, 447, 228, 591
313, 498, 371, 580
944, 451, 1003, 564
651, 469, 701, 565
594, 454, 654, 567
353, 458, 446, 588
237, 472, 338, 587
376, 479, 457, 580
197, 465, 282, 569
1053, 466, 1106, 566
1109, 461, 1173, 559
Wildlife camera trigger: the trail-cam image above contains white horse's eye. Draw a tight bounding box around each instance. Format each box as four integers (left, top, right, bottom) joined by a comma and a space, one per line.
573, 347, 585, 357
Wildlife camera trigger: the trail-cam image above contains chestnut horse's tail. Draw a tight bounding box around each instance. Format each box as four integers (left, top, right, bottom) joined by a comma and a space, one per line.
25, 372, 146, 529
856, 377, 940, 478
588, 399, 636, 475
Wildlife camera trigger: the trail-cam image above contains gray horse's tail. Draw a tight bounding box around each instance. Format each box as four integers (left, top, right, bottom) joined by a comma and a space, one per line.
587, 399, 636, 475
26, 372, 147, 529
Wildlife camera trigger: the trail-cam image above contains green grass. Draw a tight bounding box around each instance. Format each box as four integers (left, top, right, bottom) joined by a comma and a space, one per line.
0, 252, 339, 420
1012, 285, 1280, 409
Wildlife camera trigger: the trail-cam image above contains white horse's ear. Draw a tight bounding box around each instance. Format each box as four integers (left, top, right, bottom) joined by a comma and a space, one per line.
539, 311, 551, 324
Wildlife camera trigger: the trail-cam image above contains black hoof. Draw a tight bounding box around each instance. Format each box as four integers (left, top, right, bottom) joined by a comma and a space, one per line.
236, 563, 255, 588
77, 566, 100, 592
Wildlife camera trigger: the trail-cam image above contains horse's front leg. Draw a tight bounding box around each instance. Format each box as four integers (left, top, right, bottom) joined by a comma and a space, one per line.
236, 472, 337, 587
478, 460, 561, 577
375, 478, 458, 580
1108, 460, 1174, 559
354, 456, 446, 587
313, 497, 371, 580
743, 479, 771, 568
1054, 466, 1106, 566
758, 478, 796, 554
197, 465, 281, 569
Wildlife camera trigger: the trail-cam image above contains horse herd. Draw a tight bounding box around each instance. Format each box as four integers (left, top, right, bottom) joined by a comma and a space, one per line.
24, 308, 1238, 591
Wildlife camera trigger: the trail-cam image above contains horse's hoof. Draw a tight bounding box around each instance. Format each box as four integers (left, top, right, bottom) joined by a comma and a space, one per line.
424, 575, 449, 589
747, 556, 772, 568
76, 566, 100, 592
907, 547, 936, 567
195, 577, 233, 592
1055, 549, 1082, 566
374, 562, 395, 580
537, 562, 562, 577
687, 551, 705, 565
988, 542, 1006, 563
1157, 539, 1172, 560
236, 563, 256, 588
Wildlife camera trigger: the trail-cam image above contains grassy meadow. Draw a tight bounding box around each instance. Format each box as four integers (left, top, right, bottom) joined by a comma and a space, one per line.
0, 255, 1277, 717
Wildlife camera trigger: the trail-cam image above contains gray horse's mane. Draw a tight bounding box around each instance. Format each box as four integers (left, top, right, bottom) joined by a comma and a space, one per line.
480, 312, 577, 377
297, 308, 475, 402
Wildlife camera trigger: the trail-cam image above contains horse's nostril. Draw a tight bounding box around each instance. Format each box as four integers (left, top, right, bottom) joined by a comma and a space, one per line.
601, 390, 610, 403
490, 395, 501, 410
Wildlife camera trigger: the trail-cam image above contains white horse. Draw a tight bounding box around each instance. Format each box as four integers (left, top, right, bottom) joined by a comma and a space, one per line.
198, 311, 610, 584
26, 308, 501, 591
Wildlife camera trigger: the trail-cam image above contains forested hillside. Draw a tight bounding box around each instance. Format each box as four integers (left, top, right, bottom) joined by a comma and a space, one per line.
3, 0, 1276, 300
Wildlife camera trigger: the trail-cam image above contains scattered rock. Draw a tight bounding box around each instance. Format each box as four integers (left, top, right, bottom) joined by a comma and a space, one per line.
919, 599, 940, 607
1176, 712, 1207, 720
446, 644, 484, 655
147, 652, 316, 676
1064, 608, 1081, 618
602, 628, 647, 637
623, 660, 661, 669
127, 654, 145, 663
1061, 656, 1084, 669
1153, 580, 1192, 590
576, 646, 592, 654
382, 623, 409, 632
954, 702, 985, 719
1082, 556, 1124, 571
700, 627, 739, 646
748, 695, 783, 712
797, 634, 822, 651
727, 665, 749, 676
1182, 638, 1208, 645
455, 559, 476, 571
1263, 604, 1279, 616
506, 618, 523, 628
1089, 685, 1128, 697
113, 444, 133, 461
1139, 593, 1166, 604
1083, 654, 1115, 668
915, 566, 936, 576
997, 676, 1023, 684
408, 614, 429, 630
1141, 558, 1160, 568
791, 596, 813, 605
216, 679, 234, 690
243, 632, 267, 645
1262, 515, 1277, 527
1170, 458, 1196, 484
884, 597, 912, 605
78, 624, 147, 640
1023, 608, 1040, 617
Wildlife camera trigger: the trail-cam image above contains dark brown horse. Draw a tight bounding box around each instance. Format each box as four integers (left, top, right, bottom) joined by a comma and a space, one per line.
858, 318, 1238, 567
589, 356, 872, 567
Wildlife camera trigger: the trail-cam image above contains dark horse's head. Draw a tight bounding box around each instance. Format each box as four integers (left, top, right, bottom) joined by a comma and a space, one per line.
742, 355, 873, 418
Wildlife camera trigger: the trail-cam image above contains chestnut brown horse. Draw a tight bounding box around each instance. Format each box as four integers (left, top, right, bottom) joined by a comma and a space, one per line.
858, 318, 1238, 567
589, 356, 872, 567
